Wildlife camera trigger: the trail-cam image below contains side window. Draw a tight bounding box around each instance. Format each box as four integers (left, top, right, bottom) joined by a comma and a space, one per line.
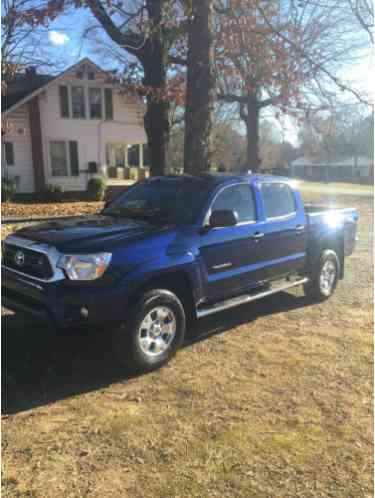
261, 183, 296, 219
211, 184, 256, 223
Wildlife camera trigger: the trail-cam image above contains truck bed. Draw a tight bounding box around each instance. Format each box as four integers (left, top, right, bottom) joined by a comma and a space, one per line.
304, 204, 358, 256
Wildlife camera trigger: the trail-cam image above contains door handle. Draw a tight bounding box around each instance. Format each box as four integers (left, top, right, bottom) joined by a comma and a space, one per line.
295, 224, 305, 232
251, 232, 265, 240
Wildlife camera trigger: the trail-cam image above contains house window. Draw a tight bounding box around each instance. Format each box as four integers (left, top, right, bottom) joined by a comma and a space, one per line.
128, 145, 140, 166
71, 86, 85, 118
76, 70, 84, 79
59, 85, 69, 118
50, 140, 79, 177
105, 88, 113, 120
50, 141, 68, 176
87, 71, 95, 80
2, 141, 14, 166
89, 88, 102, 118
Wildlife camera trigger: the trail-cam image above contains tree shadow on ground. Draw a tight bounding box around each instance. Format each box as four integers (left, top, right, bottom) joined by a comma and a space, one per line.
2, 291, 315, 415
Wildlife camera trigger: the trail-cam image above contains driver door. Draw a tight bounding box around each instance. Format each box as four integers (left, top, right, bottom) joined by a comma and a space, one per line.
199, 183, 268, 302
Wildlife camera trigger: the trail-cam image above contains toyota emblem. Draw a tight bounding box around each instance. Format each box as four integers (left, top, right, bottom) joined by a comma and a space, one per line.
14, 250, 25, 267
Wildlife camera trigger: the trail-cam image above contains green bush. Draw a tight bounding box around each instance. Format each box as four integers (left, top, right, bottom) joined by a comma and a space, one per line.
44, 184, 64, 202
87, 177, 107, 201
2, 177, 16, 202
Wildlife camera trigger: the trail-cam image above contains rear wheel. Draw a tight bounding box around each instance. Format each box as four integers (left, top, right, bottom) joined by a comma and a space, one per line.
113, 289, 186, 372
303, 249, 340, 301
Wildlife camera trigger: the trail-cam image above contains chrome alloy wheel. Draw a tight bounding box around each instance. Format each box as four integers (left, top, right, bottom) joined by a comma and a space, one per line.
138, 306, 177, 357
319, 260, 337, 296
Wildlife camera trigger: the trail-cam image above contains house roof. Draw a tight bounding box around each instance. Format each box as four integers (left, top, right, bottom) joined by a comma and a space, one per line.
292, 156, 373, 167
2, 74, 55, 112
2, 58, 111, 115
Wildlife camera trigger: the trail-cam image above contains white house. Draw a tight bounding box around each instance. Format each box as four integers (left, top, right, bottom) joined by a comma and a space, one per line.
1, 58, 148, 194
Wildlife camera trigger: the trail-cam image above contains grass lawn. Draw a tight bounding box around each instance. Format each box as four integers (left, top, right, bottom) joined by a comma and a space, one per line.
1, 192, 373, 498
297, 179, 373, 193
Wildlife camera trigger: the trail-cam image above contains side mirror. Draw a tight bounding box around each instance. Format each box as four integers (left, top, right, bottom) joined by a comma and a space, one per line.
209, 209, 238, 228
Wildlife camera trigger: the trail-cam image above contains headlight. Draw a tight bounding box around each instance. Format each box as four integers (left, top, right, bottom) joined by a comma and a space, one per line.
57, 252, 112, 281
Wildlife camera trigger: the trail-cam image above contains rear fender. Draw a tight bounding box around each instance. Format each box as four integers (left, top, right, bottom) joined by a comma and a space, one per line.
308, 228, 345, 279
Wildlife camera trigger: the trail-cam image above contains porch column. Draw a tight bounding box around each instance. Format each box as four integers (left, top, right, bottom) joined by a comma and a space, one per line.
124, 144, 128, 167
28, 96, 46, 192
139, 144, 144, 168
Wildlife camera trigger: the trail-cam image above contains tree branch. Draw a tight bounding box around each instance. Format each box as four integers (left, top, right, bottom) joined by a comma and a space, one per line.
255, 0, 372, 106
86, 0, 146, 57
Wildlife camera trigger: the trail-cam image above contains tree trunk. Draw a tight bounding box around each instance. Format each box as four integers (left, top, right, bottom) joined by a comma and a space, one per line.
143, 0, 169, 177
245, 99, 261, 172
143, 53, 169, 177
184, 0, 215, 175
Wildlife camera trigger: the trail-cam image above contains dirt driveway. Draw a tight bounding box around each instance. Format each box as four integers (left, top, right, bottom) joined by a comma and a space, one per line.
1, 193, 373, 498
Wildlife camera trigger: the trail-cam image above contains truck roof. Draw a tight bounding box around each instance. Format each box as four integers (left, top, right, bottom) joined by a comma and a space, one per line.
198, 172, 292, 184
150, 173, 292, 186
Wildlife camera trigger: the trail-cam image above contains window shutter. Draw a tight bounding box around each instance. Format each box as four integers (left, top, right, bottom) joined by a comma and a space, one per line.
59, 86, 69, 118
69, 141, 79, 176
105, 88, 113, 120
5, 142, 14, 165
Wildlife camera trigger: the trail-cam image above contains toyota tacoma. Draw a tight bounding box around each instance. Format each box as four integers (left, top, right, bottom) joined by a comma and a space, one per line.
2, 174, 358, 371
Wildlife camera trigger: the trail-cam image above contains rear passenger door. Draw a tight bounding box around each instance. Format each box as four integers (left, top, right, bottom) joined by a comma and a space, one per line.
259, 182, 307, 279
199, 183, 268, 302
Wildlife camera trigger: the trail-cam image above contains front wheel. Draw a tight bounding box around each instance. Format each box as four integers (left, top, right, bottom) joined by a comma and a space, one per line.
113, 289, 186, 373
303, 249, 340, 302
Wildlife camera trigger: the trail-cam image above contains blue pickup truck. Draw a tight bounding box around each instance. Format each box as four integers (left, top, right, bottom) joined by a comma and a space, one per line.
2, 174, 358, 371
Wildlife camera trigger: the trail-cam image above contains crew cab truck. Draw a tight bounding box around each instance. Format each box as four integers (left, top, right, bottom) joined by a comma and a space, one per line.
2, 174, 358, 372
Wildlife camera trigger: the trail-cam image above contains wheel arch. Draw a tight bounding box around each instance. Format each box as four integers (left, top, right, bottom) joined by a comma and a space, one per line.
315, 232, 345, 279
128, 270, 197, 320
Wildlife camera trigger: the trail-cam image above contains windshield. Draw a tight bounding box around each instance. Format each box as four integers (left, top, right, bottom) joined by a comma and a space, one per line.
103, 177, 213, 225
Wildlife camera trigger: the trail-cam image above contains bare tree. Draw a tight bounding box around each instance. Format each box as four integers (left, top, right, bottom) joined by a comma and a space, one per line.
214, 0, 372, 172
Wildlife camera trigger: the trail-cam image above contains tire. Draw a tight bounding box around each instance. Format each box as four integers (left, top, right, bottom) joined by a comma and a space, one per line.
303, 249, 340, 302
113, 289, 186, 373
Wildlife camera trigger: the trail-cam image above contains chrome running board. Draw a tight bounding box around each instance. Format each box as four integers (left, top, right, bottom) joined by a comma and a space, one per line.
197, 277, 309, 319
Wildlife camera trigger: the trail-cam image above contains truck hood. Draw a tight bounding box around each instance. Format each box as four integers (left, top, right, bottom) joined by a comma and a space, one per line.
13, 215, 169, 252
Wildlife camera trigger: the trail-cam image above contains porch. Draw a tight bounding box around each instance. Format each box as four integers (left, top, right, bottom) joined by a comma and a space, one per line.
105, 142, 150, 182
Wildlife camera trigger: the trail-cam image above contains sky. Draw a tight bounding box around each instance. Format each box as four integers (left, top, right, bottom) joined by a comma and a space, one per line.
44, 6, 374, 147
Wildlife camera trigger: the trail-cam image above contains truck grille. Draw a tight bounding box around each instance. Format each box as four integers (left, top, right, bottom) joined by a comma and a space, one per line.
2, 243, 54, 279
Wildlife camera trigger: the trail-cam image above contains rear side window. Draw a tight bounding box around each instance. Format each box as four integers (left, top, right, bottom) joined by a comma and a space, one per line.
211, 184, 256, 223
261, 183, 296, 219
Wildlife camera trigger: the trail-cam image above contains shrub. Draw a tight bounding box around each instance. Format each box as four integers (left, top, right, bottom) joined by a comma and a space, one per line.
2, 177, 16, 202
87, 177, 107, 201
44, 183, 64, 202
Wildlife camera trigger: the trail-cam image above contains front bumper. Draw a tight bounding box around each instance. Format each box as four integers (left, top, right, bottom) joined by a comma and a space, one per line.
2, 266, 127, 330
